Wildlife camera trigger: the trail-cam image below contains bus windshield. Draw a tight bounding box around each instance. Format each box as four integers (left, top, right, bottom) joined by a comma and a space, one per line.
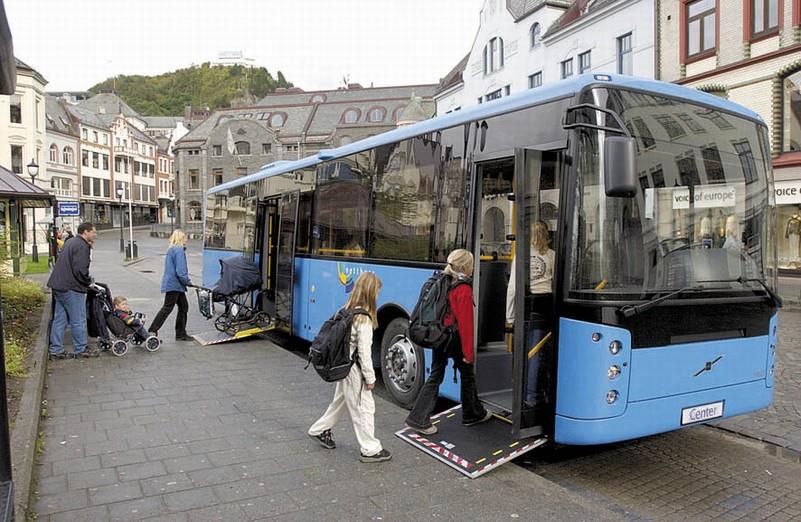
568, 87, 775, 300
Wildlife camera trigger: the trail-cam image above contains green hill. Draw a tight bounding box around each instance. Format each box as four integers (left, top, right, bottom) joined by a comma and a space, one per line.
88, 63, 293, 116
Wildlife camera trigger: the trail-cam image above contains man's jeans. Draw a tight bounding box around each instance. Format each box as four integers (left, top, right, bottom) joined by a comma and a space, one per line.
50, 290, 88, 355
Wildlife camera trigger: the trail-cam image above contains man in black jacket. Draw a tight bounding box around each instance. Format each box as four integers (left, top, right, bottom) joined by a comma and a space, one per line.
47, 222, 99, 359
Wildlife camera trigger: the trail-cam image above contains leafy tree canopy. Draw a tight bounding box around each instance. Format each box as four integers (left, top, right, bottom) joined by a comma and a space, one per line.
88, 63, 293, 116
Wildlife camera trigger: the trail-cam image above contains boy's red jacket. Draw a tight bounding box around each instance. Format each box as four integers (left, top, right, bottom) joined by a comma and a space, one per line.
443, 283, 474, 363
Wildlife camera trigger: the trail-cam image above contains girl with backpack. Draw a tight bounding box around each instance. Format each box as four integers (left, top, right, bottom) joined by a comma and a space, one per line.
405, 249, 492, 435
308, 272, 392, 463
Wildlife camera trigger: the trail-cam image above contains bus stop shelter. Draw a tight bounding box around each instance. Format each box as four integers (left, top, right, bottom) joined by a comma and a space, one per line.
0, 164, 55, 276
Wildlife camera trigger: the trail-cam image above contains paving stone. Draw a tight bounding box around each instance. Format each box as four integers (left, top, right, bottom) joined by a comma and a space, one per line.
35, 490, 89, 516
46, 505, 110, 522
185, 502, 249, 521
107, 495, 169, 521
52, 455, 101, 476
163, 486, 219, 511
66, 468, 118, 490
117, 460, 168, 481
87, 481, 143, 506
237, 492, 298, 519
141, 473, 196, 497
144, 443, 191, 460
99, 448, 148, 468
163, 454, 212, 474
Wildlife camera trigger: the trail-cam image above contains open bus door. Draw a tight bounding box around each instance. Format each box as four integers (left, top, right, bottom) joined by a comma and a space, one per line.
273, 190, 300, 333
396, 148, 560, 477
257, 198, 279, 318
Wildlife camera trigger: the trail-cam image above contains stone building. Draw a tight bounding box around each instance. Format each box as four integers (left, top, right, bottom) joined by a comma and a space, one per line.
656, 0, 801, 275
173, 83, 436, 228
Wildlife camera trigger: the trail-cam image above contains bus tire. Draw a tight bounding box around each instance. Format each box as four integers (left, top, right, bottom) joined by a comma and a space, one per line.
380, 317, 424, 409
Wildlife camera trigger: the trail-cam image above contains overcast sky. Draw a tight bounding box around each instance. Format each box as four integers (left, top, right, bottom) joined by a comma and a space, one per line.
6, 0, 484, 92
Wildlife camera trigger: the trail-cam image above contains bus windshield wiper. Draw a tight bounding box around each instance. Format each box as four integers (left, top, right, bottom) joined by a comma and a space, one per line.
696, 277, 783, 308
617, 286, 703, 318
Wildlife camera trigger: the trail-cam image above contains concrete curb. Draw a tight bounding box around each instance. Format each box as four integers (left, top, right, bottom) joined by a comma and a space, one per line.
10, 289, 50, 519
123, 256, 151, 267
712, 425, 801, 465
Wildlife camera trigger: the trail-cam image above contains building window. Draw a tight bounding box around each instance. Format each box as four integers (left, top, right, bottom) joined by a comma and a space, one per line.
92, 152, 99, 169
654, 114, 686, 140
561, 58, 574, 79
102, 154, 109, 171
483, 37, 504, 74
83, 176, 91, 196
528, 72, 543, 88
235, 141, 250, 155
188, 201, 202, 222
63, 146, 74, 165
237, 167, 247, 177
82, 150, 89, 167
270, 113, 285, 127
310, 94, 326, 104
342, 109, 360, 124
477, 97, 483, 104
9, 94, 22, 124
82, 128, 87, 140
212, 144, 222, 156
103, 134, 108, 145
530, 22, 541, 48
49, 144, 58, 163
783, 70, 801, 151
189, 169, 199, 189
752, 0, 780, 37
485, 89, 503, 102
367, 108, 385, 123
504, 85, 511, 96
93, 131, 98, 143
579, 51, 592, 74
262, 143, 272, 154
677, 112, 706, 133
213, 168, 223, 186
10, 145, 22, 174
686, 0, 716, 58
617, 33, 633, 74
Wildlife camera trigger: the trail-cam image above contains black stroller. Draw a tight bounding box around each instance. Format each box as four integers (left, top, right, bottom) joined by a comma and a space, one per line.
87, 283, 161, 357
194, 256, 271, 335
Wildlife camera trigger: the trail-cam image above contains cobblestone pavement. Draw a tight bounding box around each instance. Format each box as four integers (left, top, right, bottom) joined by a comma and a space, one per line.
32, 230, 617, 521
713, 308, 801, 458
524, 427, 801, 521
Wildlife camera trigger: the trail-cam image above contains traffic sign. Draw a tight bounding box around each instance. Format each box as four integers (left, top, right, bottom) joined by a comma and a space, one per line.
57, 201, 80, 217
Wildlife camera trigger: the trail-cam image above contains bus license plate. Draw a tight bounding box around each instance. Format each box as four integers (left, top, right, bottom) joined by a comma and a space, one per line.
681, 401, 724, 425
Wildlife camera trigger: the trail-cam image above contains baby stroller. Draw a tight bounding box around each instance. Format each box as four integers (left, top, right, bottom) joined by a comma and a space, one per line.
194, 256, 271, 335
87, 283, 161, 357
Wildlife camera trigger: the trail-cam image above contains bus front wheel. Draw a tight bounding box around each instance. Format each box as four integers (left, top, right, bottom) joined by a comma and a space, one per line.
380, 317, 424, 409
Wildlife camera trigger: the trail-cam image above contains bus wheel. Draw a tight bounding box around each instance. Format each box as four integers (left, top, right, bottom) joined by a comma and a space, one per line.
380, 317, 424, 409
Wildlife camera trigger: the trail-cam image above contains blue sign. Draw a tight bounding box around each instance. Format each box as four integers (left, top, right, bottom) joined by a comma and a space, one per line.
58, 201, 80, 217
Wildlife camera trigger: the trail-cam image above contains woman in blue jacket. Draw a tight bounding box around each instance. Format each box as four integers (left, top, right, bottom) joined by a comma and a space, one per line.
148, 229, 193, 341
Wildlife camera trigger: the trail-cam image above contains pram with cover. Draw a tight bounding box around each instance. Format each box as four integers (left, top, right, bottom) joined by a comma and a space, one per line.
194, 256, 271, 335
87, 283, 161, 356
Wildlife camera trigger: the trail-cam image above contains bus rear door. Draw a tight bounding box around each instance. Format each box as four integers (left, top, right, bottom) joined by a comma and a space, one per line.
267, 190, 300, 333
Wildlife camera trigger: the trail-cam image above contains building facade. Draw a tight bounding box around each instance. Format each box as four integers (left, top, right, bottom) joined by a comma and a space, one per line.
436, 0, 655, 114
174, 83, 436, 227
45, 96, 81, 230
657, 0, 801, 275
0, 59, 49, 254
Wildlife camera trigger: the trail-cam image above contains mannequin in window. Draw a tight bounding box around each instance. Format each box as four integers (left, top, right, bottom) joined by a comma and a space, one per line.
723, 215, 742, 250
504, 220, 555, 408
786, 209, 801, 261
713, 209, 726, 248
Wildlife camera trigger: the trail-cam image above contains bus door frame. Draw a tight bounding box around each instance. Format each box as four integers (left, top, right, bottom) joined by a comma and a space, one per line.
274, 190, 301, 334
258, 197, 280, 317
512, 144, 564, 440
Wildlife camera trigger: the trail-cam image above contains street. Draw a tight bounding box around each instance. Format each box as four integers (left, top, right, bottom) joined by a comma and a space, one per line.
32, 229, 801, 521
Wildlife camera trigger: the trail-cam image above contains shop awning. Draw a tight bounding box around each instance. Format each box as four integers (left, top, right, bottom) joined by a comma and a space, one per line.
0, 165, 54, 208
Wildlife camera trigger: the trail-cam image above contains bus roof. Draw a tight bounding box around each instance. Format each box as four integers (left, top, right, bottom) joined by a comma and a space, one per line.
209, 73, 763, 195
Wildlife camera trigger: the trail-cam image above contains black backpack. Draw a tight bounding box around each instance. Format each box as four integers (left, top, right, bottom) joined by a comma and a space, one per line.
408, 272, 466, 351
307, 308, 370, 382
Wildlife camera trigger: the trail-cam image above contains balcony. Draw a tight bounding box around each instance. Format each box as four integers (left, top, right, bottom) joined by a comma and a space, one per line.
113, 145, 136, 155
54, 188, 78, 198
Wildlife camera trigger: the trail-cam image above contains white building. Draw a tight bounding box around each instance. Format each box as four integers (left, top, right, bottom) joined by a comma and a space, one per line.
45, 96, 81, 230
436, 0, 655, 114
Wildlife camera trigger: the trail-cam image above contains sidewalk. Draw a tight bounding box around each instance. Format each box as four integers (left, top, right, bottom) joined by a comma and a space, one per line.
32, 233, 619, 521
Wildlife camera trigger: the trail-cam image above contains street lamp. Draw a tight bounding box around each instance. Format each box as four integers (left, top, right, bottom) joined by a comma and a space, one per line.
26, 159, 39, 263
169, 193, 175, 234
116, 187, 124, 252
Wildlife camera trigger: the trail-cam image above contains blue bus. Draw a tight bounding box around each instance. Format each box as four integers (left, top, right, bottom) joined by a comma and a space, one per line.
202, 74, 779, 462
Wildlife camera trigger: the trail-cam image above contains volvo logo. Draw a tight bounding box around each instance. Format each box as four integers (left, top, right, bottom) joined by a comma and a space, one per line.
694, 355, 723, 377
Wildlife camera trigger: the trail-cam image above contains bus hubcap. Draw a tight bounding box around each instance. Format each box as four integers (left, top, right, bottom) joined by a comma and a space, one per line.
385, 335, 417, 392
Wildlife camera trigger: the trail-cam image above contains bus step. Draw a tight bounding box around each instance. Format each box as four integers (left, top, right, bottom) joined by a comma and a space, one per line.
395, 404, 547, 479
192, 324, 276, 346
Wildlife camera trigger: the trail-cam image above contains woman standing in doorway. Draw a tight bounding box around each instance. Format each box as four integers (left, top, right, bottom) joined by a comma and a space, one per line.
149, 229, 193, 341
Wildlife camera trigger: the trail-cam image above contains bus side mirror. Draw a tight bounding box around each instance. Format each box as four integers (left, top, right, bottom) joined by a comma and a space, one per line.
604, 136, 637, 197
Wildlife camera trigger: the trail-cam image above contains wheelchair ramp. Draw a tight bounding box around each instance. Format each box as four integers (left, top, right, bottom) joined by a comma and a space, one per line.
192, 324, 276, 346
395, 405, 547, 479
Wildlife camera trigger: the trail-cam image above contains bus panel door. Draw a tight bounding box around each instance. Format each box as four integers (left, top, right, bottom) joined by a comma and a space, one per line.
258, 198, 279, 317
274, 191, 300, 333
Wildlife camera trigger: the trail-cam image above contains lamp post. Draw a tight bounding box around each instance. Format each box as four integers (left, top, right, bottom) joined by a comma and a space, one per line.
170, 193, 175, 234
127, 185, 134, 259
26, 159, 39, 263
116, 187, 124, 252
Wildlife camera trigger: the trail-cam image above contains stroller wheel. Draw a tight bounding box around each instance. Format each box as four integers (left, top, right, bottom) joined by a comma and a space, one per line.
111, 340, 129, 357
144, 335, 161, 352
255, 312, 271, 326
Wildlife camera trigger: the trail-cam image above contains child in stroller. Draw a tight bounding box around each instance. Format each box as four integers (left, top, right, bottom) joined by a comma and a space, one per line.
88, 283, 161, 356
194, 256, 271, 335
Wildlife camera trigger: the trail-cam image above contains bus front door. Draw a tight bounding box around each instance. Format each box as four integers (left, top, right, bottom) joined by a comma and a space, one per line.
273, 191, 300, 333
258, 198, 279, 318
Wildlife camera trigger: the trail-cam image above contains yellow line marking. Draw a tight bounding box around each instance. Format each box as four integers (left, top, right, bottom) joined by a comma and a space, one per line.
509, 441, 519, 448
492, 449, 504, 456
475, 457, 487, 464
528, 332, 553, 359
493, 415, 512, 424
446, 413, 455, 419
432, 420, 440, 425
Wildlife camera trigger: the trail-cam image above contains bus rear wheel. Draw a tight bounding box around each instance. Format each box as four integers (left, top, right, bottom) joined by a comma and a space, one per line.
380, 317, 424, 409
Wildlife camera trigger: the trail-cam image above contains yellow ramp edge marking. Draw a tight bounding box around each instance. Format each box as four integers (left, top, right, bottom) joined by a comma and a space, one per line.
446, 413, 456, 419
492, 449, 504, 456
475, 457, 487, 465
509, 441, 519, 448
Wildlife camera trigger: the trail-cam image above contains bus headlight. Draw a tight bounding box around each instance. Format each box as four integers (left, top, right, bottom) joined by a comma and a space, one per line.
606, 390, 619, 404
607, 365, 621, 379
609, 340, 622, 355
